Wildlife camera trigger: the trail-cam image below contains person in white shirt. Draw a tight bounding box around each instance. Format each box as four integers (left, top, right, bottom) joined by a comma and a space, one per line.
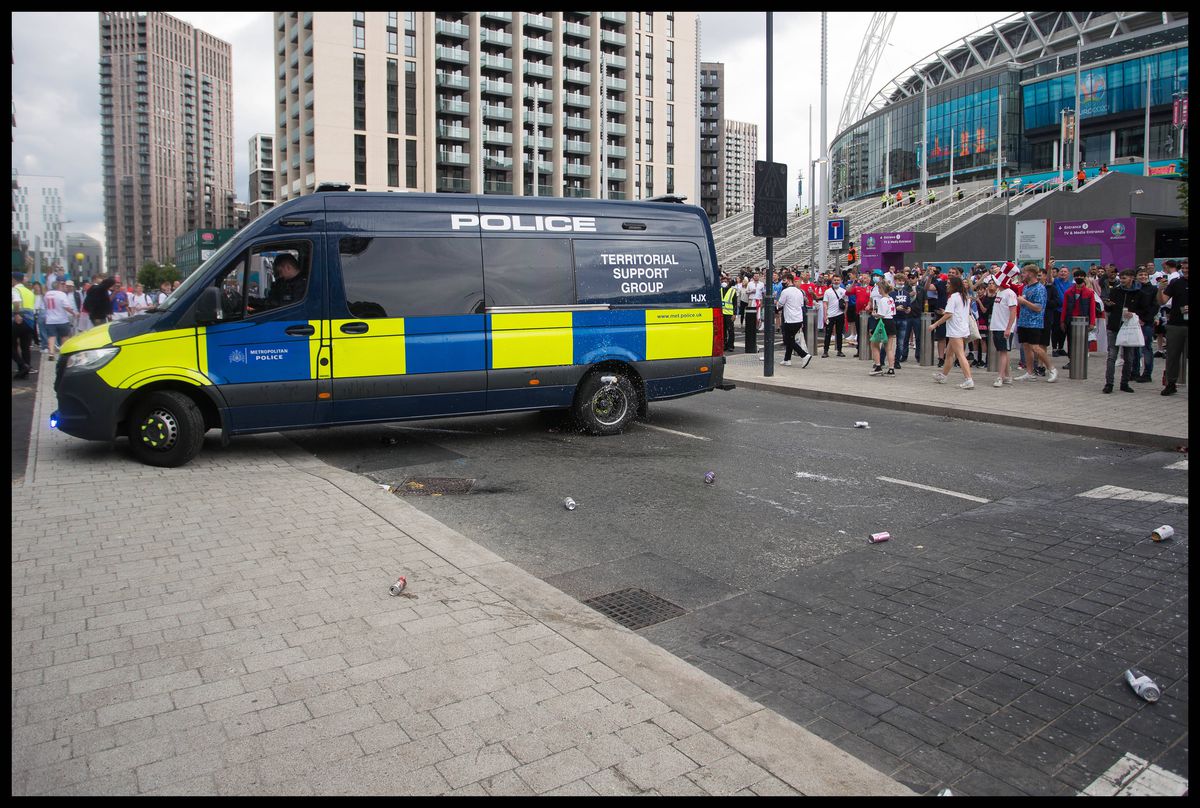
929, 275, 975, 389
42, 280, 78, 360
128, 283, 153, 316
869, 278, 898, 376
821, 280, 846, 357
775, 272, 812, 367
987, 277, 1018, 387
743, 273, 763, 353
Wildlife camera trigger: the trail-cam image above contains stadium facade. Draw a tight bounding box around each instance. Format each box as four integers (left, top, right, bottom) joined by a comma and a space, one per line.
830, 12, 1188, 202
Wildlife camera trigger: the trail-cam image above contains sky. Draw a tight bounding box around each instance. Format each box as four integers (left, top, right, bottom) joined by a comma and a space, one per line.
11, 11, 1010, 263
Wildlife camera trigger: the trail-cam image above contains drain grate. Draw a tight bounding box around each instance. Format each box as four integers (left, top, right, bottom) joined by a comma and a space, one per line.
392, 477, 475, 496
583, 588, 686, 631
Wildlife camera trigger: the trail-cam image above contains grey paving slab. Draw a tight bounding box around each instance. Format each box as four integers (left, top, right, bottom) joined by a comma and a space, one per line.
12, 358, 910, 796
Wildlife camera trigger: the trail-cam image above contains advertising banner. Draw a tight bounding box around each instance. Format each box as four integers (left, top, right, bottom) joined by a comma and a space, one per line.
1052, 218, 1136, 268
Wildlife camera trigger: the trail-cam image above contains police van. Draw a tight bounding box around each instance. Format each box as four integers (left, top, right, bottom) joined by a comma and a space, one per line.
52, 190, 730, 467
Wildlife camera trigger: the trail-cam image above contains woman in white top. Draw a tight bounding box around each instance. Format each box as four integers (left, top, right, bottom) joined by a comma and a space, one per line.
868, 278, 898, 376
929, 275, 975, 389
32, 282, 48, 350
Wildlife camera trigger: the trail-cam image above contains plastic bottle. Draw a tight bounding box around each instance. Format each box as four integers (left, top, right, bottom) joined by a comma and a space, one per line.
1124, 668, 1161, 702
564, 497, 577, 511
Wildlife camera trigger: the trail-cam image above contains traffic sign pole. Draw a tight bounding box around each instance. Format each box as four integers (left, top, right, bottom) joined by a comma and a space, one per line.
764, 13, 774, 377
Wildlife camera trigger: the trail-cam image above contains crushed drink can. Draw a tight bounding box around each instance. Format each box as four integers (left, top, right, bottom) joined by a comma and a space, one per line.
704, 471, 716, 484
389, 576, 407, 596
855, 421, 870, 429
868, 531, 891, 544
1151, 525, 1174, 542
1124, 668, 1161, 702
563, 497, 577, 510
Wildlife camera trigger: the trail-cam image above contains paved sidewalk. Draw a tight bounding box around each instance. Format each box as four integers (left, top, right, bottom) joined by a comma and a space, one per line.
12, 368, 911, 795
723, 337, 1188, 449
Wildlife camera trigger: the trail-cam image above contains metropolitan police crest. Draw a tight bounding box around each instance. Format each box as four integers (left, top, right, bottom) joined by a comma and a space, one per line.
228, 348, 248, 364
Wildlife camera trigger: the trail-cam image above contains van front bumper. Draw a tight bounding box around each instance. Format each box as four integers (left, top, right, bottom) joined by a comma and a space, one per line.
53, 367, 129, 441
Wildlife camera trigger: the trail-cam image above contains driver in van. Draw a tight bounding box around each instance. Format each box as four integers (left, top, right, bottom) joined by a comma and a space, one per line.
248, 254, 306, 311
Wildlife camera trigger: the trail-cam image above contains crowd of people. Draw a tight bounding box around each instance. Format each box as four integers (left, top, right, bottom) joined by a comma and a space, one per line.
11, 270, 179, 379
719, 257, 1189, 396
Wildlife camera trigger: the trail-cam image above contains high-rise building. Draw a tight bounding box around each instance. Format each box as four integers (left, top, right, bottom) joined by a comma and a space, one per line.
723, 119, 757, 218
699, 62, 723, 220
66, 233, 105, 283
11, 172, 65, 278
249, 133, 276, 219
99, 12, 236, 276
274, 12, 697, 203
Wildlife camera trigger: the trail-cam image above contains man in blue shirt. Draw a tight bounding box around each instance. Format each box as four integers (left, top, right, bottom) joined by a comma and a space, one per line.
1014, 264, 1058, 382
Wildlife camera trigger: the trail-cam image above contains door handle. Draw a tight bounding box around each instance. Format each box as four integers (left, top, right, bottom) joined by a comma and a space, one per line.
285, 324, 315, 336
340, 322, 369, 334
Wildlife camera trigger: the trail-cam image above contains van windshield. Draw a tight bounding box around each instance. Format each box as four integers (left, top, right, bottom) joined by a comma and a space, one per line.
153, 239, 241, 312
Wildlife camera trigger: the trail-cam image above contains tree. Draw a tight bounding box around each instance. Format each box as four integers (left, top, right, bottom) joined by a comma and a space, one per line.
137, 261, 181, 291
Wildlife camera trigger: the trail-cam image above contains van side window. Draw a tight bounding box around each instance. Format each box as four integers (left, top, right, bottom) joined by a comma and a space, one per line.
482, 238, 575, 307
215, 243, 311, 321
574, 240, 708, 306
338, 236, 483, 318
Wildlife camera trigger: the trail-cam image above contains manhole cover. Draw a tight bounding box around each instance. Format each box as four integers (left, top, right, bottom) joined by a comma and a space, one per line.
393, 477, 475, 495
583, 588, 686, 631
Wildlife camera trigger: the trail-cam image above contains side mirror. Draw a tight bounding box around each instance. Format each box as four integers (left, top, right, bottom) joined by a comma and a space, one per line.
195, 286, 222, 324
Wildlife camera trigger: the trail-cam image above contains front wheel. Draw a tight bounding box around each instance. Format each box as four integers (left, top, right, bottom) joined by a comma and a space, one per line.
127, 390, 206, 467
573, 372, 637, 435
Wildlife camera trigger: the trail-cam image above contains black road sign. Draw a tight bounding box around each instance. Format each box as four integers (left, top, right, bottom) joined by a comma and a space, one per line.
753, 160, 787, 238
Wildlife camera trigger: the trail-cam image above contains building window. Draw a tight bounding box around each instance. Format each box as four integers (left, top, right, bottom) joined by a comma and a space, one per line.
404, 11, 415, 32
406, 139, 417, 188
667, 167, 674, 194
355, 134, 367, 185
387, 59, 399, 134
353, 13, 365, 49
353, 54, 366, 130
387, 11, 397, 29
645, 12, 652, 33
666, 13, 673, 37
405, 61, 417, 136
645, 165, 653, 196
388, 31, 398, 54
388, 137, 399, 187
405, 34, 415, 57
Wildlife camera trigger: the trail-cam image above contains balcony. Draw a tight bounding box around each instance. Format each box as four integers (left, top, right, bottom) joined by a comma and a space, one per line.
524, 110, 553, 127
435, 46, 470, 64
565, 116, 591, 131
483, 154, 513, 169
600, 11, 627, 23
564, 68, 591, 86
564, 139, 591, 155
564, 91, 591, 109
303, 37, 313, 55
563, 22, 591, 38
606, 190, 627, 200
480, 28, 511, 47
483, 129, 513, 145
524, 85, 553, 102
603, 53, 626, 70
607, 144, 627, 158
436, 72, 470, 90
523, 13, 552, 30
435, 19, 469, 38
606, 99, 627, 114
604, 76, 627, 92
524, 134, 552, 150
606, 167, 627, 181
481, 103, 512, 120
437, 150, 470, 166
600, 29, 626, 47
484, 180, 513, 195
438, 176, 471, 192
437, 123, 471, 141
564, 45, 590, 62
480, 53, 512, 72
481, 11, 511, 22
523, 156, 553, 174
524, 61, 552, 79
606, 122, 627, 136
438, 97, 471, 115
480, 78, 512, 96
523, 36, 552, 55
563, 186, 591, 198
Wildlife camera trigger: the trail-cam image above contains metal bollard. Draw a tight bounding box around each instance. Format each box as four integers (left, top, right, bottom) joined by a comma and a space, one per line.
919, 313, 934, 366
805, 309, 817, 356
1069, 317, 1088, 380
858, 312, 871, 360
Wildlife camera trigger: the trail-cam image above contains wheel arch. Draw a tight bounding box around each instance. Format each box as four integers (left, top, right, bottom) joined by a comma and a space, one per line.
117, 380, 225, 436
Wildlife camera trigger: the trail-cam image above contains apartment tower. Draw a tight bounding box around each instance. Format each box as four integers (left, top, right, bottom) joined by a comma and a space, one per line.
274, 11, 697, 203
99, 12, 235, 275
249, 133, 276, 219
698, 61, 723, 220
722, 119, 757, 218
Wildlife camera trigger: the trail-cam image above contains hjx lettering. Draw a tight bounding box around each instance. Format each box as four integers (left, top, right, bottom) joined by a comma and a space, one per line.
450, 214, 597, 232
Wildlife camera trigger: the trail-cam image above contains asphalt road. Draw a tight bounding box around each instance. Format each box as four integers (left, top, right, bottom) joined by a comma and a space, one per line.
284, 385, 1190, 796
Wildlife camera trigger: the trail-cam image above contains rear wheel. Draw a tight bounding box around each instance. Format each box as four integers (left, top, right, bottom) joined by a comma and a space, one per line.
573, 371, 637, 435
127, 390, 206, 467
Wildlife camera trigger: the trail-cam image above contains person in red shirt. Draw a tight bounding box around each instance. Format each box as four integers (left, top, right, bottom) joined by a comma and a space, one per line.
1059, 268, 1097, 370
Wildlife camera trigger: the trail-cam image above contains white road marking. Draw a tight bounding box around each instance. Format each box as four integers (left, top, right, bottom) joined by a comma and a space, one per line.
638, 423, 711, 441
1080, 753, 1188, 796
1165, 458, 1188, 470
795, 471, 849, 483
875, 476, 991, 503
779, 421, 858, 430
1077, 485, 1188, 505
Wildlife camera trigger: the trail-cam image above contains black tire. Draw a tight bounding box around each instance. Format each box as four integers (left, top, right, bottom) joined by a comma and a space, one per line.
573, 371, 637, 436
127, 390, 206, 467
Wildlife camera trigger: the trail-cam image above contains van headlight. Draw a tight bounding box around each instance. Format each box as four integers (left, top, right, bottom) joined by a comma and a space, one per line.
64, 347, 120, 371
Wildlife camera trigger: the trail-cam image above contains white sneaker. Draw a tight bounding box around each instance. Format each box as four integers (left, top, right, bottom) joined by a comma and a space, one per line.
933, 372, 947, 383
782, 360, 792, 366
801, 354, 812, 369
993, 378, 1004, 388
1003, 377, 1013, 385
1013, 372, 1034, 382
1046, 368, 1058, 383
959, 379, 975, 390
